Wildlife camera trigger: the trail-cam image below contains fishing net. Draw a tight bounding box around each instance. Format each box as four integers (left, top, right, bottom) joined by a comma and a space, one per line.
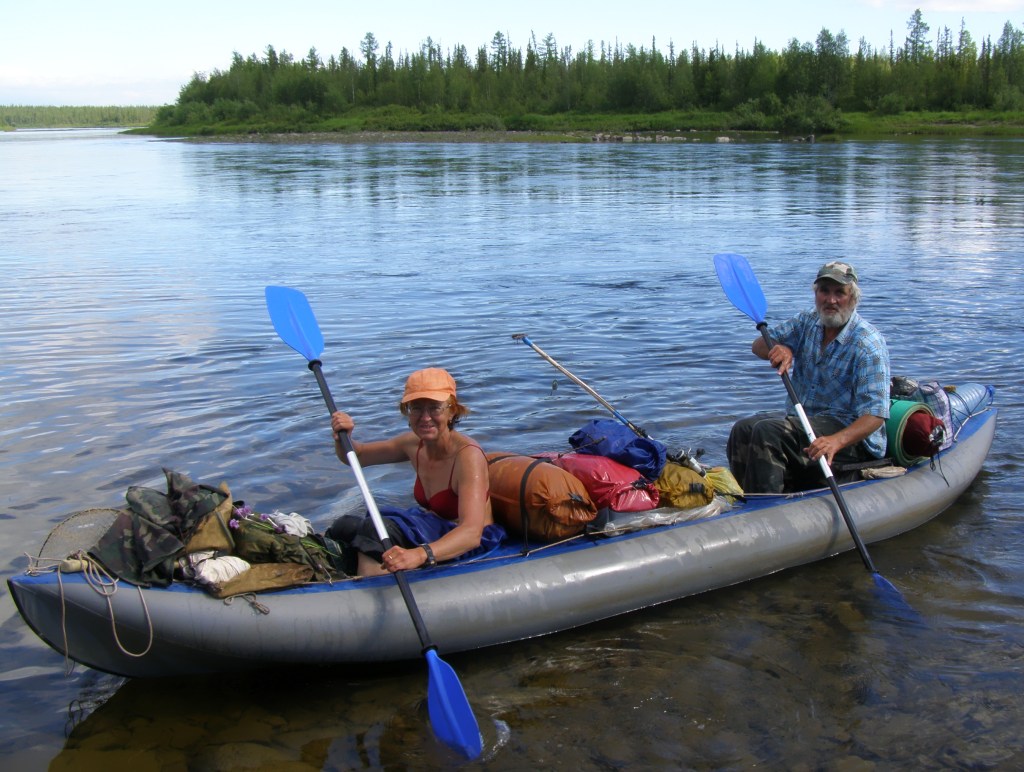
36, 508, 125, 561
29, 508, 157, 670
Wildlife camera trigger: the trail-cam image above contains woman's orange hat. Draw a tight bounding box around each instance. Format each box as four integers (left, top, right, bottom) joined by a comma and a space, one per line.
401, 368, 456, 404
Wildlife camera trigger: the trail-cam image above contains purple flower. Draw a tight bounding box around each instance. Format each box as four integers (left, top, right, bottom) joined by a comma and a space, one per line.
258, 512, 284, 533
229, 518, 241, 530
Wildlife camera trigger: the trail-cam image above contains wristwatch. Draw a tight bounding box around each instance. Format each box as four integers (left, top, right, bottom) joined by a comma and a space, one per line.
420, 543, 436, 567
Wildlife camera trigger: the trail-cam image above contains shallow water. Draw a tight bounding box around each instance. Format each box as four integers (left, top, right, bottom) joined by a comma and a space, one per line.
1, 129, 1022, 769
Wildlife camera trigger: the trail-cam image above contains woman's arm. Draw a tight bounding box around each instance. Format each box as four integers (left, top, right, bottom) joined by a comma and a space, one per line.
331, 411, 413, 466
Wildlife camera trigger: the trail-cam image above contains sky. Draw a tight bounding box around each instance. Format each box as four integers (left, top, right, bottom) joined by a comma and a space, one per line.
3, 0, 1023, 106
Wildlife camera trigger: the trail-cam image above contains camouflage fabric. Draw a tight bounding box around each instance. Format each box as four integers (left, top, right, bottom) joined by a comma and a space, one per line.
87, 468, 352, 587
727, 413, 871, 493
125, 468, 228, 541
88, 469, 229, 587
230, 517, 344, 580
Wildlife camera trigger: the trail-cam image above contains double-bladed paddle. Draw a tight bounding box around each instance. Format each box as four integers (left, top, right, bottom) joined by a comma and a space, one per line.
265, 285, 482, 760
713, 253, 908, 604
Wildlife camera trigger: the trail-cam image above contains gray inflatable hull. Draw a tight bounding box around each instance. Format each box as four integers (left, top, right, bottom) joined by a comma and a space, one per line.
9, 407, 996, 678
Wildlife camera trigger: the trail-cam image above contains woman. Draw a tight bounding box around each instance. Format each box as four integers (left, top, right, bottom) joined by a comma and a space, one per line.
325, 367, 504, 576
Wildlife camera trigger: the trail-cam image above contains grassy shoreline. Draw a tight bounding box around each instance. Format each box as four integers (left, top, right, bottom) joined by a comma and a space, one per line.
7, 107, 1022, 140
127, 109, 1024, 142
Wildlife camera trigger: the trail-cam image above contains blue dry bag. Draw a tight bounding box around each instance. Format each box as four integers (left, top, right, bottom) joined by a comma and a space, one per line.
568, 419, 667, 481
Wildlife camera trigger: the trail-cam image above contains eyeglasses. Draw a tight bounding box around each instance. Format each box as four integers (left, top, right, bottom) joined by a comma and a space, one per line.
406, 401, 450, 417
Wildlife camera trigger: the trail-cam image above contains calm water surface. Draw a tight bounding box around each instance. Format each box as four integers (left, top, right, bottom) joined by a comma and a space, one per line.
1, 129, 1022, 769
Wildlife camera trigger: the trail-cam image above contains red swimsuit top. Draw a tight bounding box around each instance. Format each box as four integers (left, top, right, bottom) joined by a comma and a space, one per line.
413, 442, 487, 521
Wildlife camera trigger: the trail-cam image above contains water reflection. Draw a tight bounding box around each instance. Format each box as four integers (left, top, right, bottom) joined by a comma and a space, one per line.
1, 131, 1022, 767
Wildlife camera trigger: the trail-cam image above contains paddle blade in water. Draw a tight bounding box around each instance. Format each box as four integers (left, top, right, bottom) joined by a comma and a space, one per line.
265, 286, 324, 362
714, 252, 768, 324
425, 648, 482, 759
871, 572, 921, 621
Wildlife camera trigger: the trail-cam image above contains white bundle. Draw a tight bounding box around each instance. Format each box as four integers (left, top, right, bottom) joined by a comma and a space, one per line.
190, 552, 250, 585
264, 511, 313, 537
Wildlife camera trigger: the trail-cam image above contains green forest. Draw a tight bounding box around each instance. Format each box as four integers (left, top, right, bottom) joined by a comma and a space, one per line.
144, 10, 1024, 137
6, 10, 1024, 137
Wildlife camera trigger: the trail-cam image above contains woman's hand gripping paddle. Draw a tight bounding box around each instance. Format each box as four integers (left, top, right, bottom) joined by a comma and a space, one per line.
264, 286, 482, 760
712, 253, 911, 609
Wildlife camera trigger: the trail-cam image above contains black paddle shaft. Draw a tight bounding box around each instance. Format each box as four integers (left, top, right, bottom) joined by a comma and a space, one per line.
756, 323, 879, 575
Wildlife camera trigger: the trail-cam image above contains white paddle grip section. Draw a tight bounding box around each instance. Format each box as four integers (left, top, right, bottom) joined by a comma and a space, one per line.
792, 402, 835, 480
345, 450, 390, 541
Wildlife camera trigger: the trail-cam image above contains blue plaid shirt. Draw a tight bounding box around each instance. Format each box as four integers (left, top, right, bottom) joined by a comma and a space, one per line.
768, 309, 890, 457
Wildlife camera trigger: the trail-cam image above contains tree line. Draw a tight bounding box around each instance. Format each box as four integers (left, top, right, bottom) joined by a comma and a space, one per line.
154, 10, 1024, 134
1, 105, 158, 129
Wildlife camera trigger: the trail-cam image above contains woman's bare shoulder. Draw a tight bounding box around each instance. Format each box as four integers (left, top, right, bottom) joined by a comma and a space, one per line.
453, 435, 488, 465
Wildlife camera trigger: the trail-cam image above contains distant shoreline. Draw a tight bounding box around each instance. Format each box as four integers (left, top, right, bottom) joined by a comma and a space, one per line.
173, 130, 597, 144
133, 110, 1024, 142
4, 103, 1022, 138
159, 125, 1020, 144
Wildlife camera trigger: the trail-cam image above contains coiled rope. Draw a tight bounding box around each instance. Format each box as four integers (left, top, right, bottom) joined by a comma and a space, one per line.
25, 550, 155, 672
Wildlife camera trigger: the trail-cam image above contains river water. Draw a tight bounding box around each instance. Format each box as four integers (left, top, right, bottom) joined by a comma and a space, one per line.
1, 129, 1022, 770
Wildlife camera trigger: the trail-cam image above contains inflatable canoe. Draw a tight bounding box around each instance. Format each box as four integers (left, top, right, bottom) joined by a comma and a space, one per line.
7, 384, 996, 678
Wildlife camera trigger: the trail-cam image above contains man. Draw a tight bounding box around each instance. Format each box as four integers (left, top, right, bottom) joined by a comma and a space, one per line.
727, 261, 890, 493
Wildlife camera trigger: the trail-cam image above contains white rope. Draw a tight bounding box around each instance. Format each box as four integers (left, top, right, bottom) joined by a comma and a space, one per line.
21, 553, 81, 674
23, 553, 64, 576
45, 551, 156, 662
55, 565, 75, 676
88, 560, 155, 659
224, 593, 270, 615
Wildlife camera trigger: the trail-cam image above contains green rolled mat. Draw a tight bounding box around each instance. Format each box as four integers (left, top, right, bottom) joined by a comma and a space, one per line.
885, 399, 935, 466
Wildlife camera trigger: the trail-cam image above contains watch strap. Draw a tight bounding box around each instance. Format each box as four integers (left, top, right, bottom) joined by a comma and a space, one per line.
420, 543, 436, 567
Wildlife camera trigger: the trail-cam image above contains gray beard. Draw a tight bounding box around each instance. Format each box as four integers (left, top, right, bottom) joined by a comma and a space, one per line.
819, 307, 854, 329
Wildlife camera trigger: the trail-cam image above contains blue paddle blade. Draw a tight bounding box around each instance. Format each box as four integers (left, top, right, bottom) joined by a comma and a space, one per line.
425, 648, 482, 759
714, 252, 768, 324
871, 572, 921, 622
265, 286, 324, 362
